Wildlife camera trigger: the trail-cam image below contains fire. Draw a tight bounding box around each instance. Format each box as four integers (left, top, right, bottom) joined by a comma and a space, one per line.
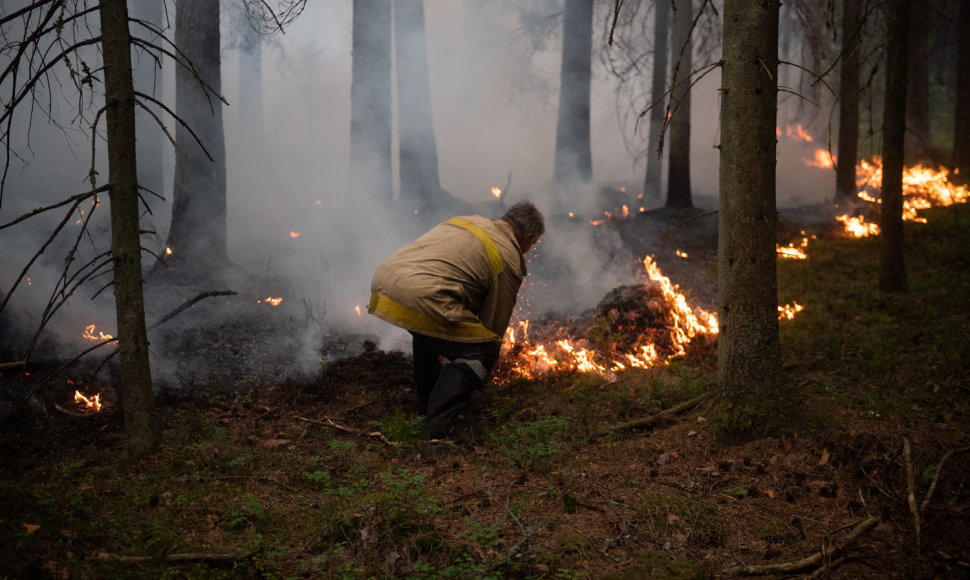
776, 232, 810, 260
778, 301, 804, 320
165, 246, 173, 256
806, 148, 834, 169
786, 124, 814, 142
289, 231, 300, 239
675, 250, 688, 259
501, 256, 718, 380
835, 157, 968, 237
82, 324, 113, 341
491, 187, 502, 199
74, 390, 102, 412
258, 297, 283, 306
355, 304, 362, 316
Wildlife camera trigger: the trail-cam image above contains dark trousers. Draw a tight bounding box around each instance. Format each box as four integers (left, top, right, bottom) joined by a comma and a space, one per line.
410, 332, 501, 438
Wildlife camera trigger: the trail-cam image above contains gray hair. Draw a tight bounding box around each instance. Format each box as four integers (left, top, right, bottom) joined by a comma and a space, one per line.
502, 201, 545, 238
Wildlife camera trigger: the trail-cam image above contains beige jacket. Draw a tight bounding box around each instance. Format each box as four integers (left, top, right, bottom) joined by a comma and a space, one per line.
368, 216, 526, 342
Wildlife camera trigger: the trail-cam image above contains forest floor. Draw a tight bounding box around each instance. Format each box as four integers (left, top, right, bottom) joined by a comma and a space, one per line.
1, 204, 969, 579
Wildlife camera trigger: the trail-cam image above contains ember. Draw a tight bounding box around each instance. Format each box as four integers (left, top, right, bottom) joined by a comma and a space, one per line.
778, 301, 804, 320
289, 231, 300, 239
258, 297, 283, 306
491, 186, 502, 199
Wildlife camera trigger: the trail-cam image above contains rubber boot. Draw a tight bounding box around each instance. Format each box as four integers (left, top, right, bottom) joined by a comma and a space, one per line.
422, 362, 480, 439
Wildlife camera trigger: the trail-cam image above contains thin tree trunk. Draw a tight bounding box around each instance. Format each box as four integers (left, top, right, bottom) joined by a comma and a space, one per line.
835, 0, 862, 203
904, 5, 931, 165
350, 0, 393, 200
644, 0, 670, 199
954, 1, 970, 176
716, 0, 784, 440
395, 0, 441, 206
880, 0, 909, 293
666, 0, 692, 208
99, 0, 159, 459
553, 0, 593, 183
167, 0, 227, 276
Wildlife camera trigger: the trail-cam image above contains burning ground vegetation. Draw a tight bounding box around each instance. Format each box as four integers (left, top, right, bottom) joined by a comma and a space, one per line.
0, 170, 969, 578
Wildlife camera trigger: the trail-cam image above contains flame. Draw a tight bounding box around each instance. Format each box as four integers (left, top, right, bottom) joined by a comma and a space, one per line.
501, 256, 717, 380
74, 390, 102, 412
491, 187, 502, 199
289, 231, 300, 239
806, 149, 834, 169
776, 233, 809, 260
355, 304, 362, 317
778, 301, 804, 320
835, 157, 968, 237
259, 297, 283, 306
675, 250, 689, 259
787, 124, 814, 142
165, 246, 173, 256
82, 324, 114, 341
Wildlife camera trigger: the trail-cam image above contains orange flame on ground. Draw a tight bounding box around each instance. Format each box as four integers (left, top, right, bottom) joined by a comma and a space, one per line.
355, 305, 362, 317
491, 187, 502, 199
82, 324, 113, 341
502, 256, 718, 380
778, 301, 804, 320
835, 157, 968, 237
259, 297, 283, 306
787, 124, 814, 143
776, 232, 811, 260
74, 390, 102, 411
806, 149, 834, 169
289, 231, 300, 239
675, 250, 689, 259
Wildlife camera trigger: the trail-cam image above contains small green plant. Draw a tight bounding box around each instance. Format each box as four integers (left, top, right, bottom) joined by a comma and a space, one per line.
498, 415, 570, 467
225, 493, 265, 530
379, 410, 424, 442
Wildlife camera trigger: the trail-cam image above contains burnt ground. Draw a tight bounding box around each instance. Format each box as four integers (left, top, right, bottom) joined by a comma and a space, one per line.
1, 204, 968, 578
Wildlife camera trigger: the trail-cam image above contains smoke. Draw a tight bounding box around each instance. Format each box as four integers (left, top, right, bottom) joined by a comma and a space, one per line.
0, 0, 842, 387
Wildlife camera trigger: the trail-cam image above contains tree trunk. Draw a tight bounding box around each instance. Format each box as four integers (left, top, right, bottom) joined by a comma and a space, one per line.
716, 0, 784, 441
643, 0, 670, 199
835, 0, 862, 203
954, 1, 970, 176
129, 0, 164, 209
99, 0, 159, 459
166, 0, 228, 277
666, 0, 692, 208
553, 0, 593, 183
396, 0, 442, 208
880, 0, 909, 293
350, 0, 393, 200
904, 5, 931, 165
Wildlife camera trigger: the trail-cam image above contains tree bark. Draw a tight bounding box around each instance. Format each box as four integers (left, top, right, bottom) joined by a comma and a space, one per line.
167, 0, 228, 277
666, 0, 692, 208
835, 0, 862, 204
880, 0, 909, 293
99, 0, 159, 459
716, 0, 784, 440
643, 0, 670, 199
553, 0, 593, 183
954, 1, 970, 176
350, 0, 393, 200
904, 5, 931, 165
396, 0, 442, 208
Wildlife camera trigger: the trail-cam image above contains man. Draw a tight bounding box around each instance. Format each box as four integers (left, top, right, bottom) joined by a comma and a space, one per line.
368, 202, 545, 438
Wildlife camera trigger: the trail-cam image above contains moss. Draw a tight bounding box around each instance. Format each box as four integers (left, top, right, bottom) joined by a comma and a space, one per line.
603, 551, 706, 580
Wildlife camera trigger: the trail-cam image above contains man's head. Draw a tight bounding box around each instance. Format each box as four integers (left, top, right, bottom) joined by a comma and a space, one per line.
501, 201, 545, 253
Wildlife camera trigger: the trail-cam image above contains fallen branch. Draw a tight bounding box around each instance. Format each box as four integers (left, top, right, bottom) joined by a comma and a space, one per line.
599, 391, 713, 435
722, 516, 880, 576
96, 551, 238, 564
903, 438, 921, 552
149, 290, 237, 330
920, 446, 970, 514
0, 360, 26, 369
294, 415, 397, 446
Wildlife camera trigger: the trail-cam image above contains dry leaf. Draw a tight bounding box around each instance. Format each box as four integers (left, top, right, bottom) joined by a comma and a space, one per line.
819, 448, 830, 466
763, 489, 775, 498
261, 438, 291, 448
23, 523, 40, 534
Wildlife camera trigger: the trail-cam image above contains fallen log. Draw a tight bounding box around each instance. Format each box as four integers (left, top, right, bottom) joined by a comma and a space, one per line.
598, 391, 713, 436
721, 516, 881, 576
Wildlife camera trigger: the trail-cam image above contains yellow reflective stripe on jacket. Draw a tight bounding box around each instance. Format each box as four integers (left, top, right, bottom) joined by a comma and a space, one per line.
445, 217, 505, 277
368, 292, 500, 340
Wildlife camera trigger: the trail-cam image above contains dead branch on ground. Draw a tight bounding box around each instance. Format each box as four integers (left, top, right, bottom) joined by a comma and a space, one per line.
96, 552, 238, 564
722, 515, 880, 576
148, 290, 238, 330
294, 415, 397, 446
598, 391, 712, 435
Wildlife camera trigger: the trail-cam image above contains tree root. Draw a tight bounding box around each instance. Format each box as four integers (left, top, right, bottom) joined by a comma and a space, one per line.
722, 516, 880, 576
